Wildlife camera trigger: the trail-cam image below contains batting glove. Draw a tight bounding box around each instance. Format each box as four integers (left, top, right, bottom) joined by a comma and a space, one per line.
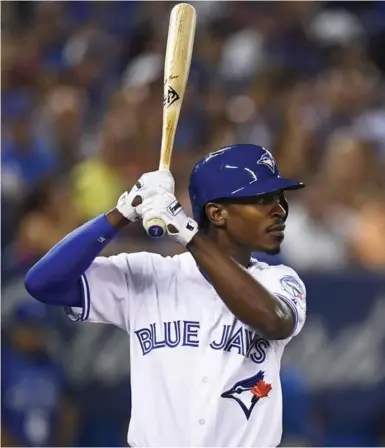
116, 170, 175, 222
137, 191, 199, 246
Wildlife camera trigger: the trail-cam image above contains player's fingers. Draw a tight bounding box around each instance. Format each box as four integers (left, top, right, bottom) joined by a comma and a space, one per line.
140, 170, 175, 193
132, 188, 161, 209
136, 197, 162, 218
140, 190, 172, 210
139, 203, 160, 218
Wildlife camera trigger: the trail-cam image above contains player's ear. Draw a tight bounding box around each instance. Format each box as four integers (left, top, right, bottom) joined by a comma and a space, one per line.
205, 202, 227, 228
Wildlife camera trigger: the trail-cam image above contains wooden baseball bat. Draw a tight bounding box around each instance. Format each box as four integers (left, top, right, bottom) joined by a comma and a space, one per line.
144, 3, 197, 238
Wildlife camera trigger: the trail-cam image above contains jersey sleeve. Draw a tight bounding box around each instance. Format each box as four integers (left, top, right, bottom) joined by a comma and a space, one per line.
257, 265, 307, 339
66, 252, 150, 331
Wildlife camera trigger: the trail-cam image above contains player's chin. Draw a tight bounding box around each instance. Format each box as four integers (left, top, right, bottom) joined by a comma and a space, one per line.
259, 233, 284, 255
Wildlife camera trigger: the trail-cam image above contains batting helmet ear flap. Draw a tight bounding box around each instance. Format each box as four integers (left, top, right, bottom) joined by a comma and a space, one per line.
279, 192, 289, 221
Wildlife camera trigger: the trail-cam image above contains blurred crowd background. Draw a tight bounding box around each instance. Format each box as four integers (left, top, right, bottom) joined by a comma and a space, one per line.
1, 1, 385, 447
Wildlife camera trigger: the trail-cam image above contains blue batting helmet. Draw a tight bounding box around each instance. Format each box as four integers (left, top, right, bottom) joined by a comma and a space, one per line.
188, 144, 304, 225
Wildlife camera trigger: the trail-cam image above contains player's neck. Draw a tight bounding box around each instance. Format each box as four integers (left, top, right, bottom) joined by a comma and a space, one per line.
206, 229, 252, 268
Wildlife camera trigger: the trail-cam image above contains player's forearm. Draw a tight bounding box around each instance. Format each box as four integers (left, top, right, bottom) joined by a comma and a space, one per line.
187, 233, 294, 340
25, 212, 126, 304
105, 208, 131, 228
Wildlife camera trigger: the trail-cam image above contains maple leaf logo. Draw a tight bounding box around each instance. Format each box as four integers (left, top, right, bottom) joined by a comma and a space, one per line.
251, 380, 272, 398
221, 371, 273, 420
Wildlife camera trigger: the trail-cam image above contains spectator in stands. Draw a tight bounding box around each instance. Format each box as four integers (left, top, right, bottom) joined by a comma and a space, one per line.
281, 133, 382, 272
348, 190, 385, 271
1, 90, 58, 205
15, 179, 81, 263
1, 300, 77, 447
41, 86, 89, 173
70, 92, 143, 221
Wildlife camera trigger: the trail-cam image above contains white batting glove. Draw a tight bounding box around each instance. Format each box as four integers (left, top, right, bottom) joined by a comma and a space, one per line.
137, 192, 199, 246
116, 170, 175, 222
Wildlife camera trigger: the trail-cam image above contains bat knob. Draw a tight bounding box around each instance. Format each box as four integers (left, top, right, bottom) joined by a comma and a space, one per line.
145, 218, 167, 238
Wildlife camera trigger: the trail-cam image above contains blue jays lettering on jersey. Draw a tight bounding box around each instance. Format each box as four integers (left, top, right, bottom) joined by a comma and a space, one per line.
66, 251, 307, 447
134, 320, 270, 364
210, 325, 270, 363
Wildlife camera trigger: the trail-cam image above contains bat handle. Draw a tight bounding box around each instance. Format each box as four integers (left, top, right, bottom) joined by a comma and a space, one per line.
144, 218, 167, 238
143, 161, 170, 237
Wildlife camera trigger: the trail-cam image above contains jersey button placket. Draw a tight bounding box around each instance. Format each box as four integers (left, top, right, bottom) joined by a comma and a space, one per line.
197, 375, 209, 430
193, 284, 220, 443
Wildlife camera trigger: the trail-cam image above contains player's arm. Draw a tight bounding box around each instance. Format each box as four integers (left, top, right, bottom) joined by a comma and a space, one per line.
25, 171, 174, 308
138, 191, 297, 340
25, 211, 127, 307
187, 234, 295, 340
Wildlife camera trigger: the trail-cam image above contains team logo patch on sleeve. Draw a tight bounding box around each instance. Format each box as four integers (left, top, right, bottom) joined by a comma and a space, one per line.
280, 276, 305, 305
221, 371, 272, 420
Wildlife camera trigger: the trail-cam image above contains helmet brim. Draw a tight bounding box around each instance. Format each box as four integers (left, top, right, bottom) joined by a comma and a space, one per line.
218, 177, 305, 199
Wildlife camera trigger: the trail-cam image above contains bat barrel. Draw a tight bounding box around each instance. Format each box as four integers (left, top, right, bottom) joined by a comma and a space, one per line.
146, 3, 197, 238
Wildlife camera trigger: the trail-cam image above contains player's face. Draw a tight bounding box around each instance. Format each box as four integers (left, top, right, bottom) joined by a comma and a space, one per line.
221, 193, 287, 254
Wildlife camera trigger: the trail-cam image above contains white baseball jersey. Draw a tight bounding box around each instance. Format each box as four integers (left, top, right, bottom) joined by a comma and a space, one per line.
67, 251, 306, 447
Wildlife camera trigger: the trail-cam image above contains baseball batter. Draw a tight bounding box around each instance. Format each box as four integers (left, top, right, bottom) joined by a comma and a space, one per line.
26, 144, 307, 447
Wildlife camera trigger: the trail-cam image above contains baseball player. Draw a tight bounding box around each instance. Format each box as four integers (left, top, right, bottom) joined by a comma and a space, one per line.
25, 144, 307, 447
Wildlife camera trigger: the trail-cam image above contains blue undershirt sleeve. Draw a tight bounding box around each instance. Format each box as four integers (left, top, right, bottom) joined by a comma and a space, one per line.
25, 214, 121, 307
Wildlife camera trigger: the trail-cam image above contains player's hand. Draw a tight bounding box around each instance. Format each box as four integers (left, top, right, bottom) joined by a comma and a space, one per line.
137, 191, 198, 246
116, 170, 175, 222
